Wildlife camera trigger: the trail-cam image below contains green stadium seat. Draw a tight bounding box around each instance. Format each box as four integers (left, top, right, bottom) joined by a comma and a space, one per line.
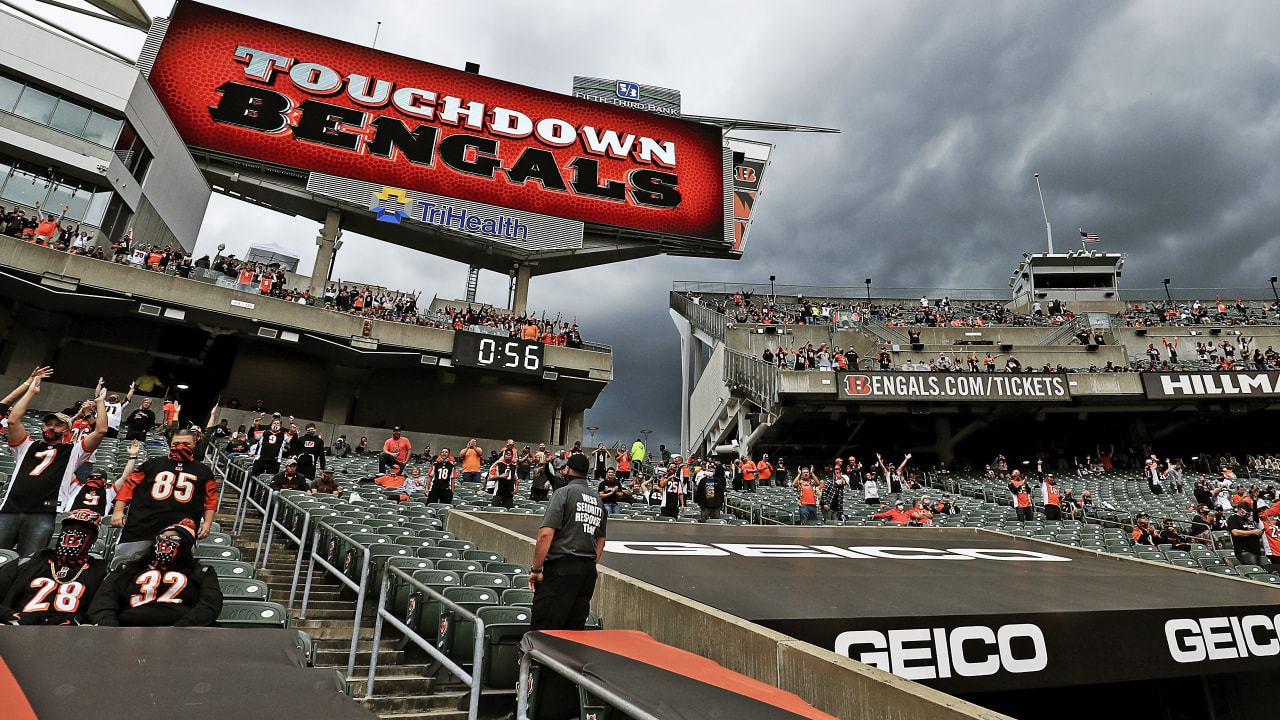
1206, 565, 1239, 576
464, 571, 512, 589
218, 600, 289, 628
201, 559, 256, 579
436, 588, 502, 663
194, 545, 243, 561
584, 611, 603, 630
1247, 573, 1280, 584
438, 539, 478, 552
385, 557, 435, 617
463, 549, 505, 563
218, 577, 271, 600
295, 630, 317, 666
479, 605, 532, 688
501, 588, 534, 606
404, 570, 463, 642
416, 546, 460, 561
485, 562, 530, 578
0, 548, 18, 568
1234, 564, 1265, 575
1170, 558, 1199, 569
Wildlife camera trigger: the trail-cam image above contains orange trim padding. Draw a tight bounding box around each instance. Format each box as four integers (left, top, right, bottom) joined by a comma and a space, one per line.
0, 653, 38, 720
543, 630, 840, 720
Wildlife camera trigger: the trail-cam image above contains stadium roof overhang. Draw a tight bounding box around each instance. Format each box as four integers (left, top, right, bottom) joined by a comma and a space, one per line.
486, 517, 1280, 694
194, 151, 732, 277
82, 0, 151, 29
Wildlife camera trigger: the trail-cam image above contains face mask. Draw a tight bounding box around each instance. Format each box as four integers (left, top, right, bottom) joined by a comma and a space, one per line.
43, 428, 67, 444
54, 527, 92, 569
168, 445, 195, 462
271, 423, 281, 431
152, 537, 182, 569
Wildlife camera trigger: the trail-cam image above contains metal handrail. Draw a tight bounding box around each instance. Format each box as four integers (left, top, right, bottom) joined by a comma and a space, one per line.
300, 519, 372, 679
669, 291, 729, 341
517, 643, 660, 720
260, 489, 318, 608
673, 281, 1010, 301
367, 565, 485, 719
723, 348, 779, 410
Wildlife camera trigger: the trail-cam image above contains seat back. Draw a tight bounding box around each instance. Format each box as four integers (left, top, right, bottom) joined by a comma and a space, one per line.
218, 577, 272, 601
217, 600, 290, 628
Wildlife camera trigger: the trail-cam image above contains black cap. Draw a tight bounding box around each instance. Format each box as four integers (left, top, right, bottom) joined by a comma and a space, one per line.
566, 454, 590, 474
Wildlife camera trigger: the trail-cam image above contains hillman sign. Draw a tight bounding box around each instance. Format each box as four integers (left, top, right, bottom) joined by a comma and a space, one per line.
1142, 371, 1280, 400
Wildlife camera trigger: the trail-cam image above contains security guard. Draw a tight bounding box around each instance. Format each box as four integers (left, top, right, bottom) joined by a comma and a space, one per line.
529, 453, 606, 631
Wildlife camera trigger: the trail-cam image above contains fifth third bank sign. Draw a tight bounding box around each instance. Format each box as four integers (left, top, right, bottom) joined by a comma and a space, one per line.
838, 372, 1072, 402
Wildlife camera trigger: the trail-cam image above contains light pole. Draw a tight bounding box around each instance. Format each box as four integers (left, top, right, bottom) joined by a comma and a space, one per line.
640, 429, 653, 465
1162, 278, 1172, 304
864, 278, 872, 301
1270, 276, 1278, 304
587, 426, 599, 445
769, 275, 776, 298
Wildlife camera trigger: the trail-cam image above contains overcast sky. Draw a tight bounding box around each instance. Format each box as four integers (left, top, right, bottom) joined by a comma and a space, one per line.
16, 0, 1280, 449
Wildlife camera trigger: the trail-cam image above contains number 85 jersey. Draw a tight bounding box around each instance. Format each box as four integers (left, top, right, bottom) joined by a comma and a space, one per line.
115, 457, 218, 544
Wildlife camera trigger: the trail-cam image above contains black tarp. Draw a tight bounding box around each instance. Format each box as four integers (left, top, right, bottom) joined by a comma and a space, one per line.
520, 630, 839, 719
483, 515, 1280, 694
0, 627, 376, 720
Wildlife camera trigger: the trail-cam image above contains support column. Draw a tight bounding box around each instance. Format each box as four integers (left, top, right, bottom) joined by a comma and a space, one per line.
934, 417, 955, 463
669, 309, 693, 457
512, 265, 531, 316
691, 336, 704, 383
309, 209, 341, 299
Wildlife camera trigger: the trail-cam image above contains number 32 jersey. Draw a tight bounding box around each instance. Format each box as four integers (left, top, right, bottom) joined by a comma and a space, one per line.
115, 457, 218, 543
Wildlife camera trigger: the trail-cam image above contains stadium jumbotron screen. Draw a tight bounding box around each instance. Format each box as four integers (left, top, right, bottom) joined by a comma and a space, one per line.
147, 1, 731, 245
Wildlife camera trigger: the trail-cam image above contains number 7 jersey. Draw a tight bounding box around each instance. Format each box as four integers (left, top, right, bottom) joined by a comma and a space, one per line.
115, 457, 218, 544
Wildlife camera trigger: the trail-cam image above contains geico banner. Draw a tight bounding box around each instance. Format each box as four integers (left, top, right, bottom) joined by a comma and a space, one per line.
837, 372, 1072, 402
147, 2, 728, 243
1142, 371, 1280, 399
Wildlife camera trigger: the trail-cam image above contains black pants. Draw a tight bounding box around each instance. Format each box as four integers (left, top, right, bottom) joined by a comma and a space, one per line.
1015, 505, 1034, 521
1044, 504, 1061, 521
532, 556, 597, 631
249, 458, 279, 479
378, 452, 400, 474
124, 427, 148, 442
425, 488, 454, 505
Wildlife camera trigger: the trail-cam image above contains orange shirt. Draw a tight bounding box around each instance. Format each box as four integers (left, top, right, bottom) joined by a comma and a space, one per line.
521, 323, 539, 340
460, 446, 483, 473
756, 462, 773, 480
740, 460, 757, 481
374, 474, 405, 488
383, 436, 412, 463
798, 479, 818, 505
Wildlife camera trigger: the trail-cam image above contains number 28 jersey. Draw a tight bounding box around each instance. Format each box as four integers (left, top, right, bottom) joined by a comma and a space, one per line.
115, 457, 218, 543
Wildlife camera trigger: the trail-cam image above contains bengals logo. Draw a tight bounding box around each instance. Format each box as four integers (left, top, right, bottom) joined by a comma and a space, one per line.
843, 374, 873, 396
734, 166, 756, 183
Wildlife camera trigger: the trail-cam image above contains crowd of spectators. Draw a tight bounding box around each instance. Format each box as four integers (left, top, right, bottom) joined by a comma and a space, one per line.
3, 209, 591, 344
1117, 298, 1280, 328
689, 290, 1071, 329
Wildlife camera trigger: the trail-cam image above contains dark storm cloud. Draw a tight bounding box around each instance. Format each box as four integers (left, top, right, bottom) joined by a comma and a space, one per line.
30, 0, 1280, 447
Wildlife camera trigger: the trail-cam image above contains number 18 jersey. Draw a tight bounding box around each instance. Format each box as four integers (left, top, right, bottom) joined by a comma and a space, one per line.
115, 457, 218, 543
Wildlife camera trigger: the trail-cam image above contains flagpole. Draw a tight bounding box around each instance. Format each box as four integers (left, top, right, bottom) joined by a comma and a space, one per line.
1034, 173, 1053, 253
1079, 227, 1086, 251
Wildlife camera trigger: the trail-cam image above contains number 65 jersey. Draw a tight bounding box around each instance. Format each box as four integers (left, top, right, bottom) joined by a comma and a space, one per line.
115, 457, 218, 544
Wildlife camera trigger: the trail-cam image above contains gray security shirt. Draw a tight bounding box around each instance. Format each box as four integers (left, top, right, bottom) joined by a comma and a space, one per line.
541, 477, 607, 561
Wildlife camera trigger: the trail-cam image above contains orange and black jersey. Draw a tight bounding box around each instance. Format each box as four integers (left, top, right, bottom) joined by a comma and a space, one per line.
430, 458, 455, 491
3, 436, 90, 514
290, 433, 326, 471
115, 457, 218, 544
0, 550, 107, 625
88, 558, 222, 627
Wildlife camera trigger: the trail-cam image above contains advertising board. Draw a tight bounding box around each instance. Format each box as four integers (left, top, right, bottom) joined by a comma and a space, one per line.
148, 2, 729, 244
572, 76, 681, 117
1142, 371, 1280, 400
837, 371, 1072, 402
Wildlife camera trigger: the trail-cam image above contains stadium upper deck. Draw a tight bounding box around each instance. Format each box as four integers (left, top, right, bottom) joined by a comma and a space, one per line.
0, 235, 611, 445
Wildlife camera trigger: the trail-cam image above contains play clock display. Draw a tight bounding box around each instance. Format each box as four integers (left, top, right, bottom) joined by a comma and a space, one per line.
451, 331, 544, 375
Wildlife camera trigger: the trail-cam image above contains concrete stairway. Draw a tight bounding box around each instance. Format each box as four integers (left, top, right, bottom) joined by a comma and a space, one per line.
214, 492, 512, 720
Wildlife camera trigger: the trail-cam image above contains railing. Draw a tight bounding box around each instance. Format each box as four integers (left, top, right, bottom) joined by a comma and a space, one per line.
1038, 314, 1090, 346
673, 281, 1010, 302
259, 488, 318, 608
859, 318, 911, 346
669, 291, 729, 341
367, 565, 485, 718
300, 519, 372, 679
516, 640, 661, 720
723, 348, 779, 410
1119, 287, 1279, 302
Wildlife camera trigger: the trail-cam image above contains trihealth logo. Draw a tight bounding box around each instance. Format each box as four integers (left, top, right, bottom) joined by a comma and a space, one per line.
370, 186, 411, 223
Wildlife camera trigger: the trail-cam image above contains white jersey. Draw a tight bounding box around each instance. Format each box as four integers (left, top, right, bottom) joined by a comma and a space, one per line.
104, 401, 126, 431
863, 478, 879, 500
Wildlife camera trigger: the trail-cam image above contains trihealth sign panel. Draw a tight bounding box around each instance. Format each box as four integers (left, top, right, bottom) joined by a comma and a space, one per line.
148, 2, 728, 244
837, 372, 1072, 402
1142, 371, 1280, 399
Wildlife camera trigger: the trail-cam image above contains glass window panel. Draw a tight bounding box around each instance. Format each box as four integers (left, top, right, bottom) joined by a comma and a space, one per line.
0, 159, 11, 199
0, 76, 22, 113
0, 168, 51, 208
12, 86, 57, 125
45, 182, 91, 223
82, 112, 122, 146
84, 189, 111, 226
49, 100, 91, 136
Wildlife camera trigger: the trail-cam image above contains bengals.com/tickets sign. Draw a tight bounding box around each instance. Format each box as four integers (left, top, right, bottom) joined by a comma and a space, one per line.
837, 372, 1073, 402
147, 1, 730, 243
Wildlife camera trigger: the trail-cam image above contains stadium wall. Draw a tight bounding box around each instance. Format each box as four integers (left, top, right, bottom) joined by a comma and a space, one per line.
447, 512, 1013, 720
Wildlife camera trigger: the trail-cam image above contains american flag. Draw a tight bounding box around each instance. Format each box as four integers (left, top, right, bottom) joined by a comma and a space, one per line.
1079, 229, 1101, 243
